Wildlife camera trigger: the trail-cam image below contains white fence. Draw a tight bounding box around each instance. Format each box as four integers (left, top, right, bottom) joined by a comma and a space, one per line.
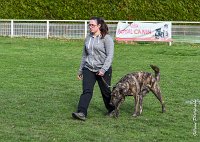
1, 20, 200, 43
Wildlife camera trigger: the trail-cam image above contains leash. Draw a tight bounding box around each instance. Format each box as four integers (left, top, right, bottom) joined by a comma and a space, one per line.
101, 76, 113, 89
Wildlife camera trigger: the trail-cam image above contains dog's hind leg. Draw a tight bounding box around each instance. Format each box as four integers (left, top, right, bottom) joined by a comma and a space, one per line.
148, 84, 166, 113
133, 94, 140, 117
139, 95, 143, 115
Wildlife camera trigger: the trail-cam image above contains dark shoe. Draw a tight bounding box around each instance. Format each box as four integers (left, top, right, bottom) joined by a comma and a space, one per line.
72, 112, 86, 121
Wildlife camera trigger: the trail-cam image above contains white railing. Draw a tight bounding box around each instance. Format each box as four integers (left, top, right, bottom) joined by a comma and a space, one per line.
1, 19, 200, 43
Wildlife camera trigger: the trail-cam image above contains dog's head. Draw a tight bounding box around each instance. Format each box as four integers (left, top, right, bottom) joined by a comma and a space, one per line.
110, 83, 125, 107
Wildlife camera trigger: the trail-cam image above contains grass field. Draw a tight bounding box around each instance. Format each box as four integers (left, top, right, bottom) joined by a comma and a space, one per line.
0, 37, 200, 142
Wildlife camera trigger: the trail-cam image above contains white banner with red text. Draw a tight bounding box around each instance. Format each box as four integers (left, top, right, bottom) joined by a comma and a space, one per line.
116, 22, 172, 42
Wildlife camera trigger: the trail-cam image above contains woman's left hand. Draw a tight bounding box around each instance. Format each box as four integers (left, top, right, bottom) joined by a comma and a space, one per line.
96, 70, 104, 76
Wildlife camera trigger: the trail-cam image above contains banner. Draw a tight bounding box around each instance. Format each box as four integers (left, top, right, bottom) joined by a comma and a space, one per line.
116, 22, 172, 42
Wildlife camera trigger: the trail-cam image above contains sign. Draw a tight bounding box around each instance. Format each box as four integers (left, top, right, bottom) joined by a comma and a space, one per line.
116, 22, 172, 42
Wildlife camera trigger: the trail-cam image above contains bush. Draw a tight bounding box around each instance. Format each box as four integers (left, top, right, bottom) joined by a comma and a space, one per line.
0, 0, 199, 21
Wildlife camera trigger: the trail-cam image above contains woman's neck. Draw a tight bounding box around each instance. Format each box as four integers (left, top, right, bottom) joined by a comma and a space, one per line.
93, 31, 101, 37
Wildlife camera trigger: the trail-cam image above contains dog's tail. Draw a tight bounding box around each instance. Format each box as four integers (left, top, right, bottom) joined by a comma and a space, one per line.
150, 65, 160, 81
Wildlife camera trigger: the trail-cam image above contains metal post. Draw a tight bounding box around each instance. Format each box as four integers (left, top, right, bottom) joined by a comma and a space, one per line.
84, 20, 87, 38
11, 20, 14, 38
46, 20, 49, 39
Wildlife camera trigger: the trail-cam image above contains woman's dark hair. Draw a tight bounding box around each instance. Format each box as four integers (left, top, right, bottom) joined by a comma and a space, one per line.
90, 17, 108, 38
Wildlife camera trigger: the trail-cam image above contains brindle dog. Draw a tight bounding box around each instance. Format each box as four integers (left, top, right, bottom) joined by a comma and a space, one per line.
109, 65, 166, 117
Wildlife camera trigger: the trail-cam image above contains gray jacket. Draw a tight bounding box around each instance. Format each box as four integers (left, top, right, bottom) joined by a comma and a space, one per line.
78, 34, 114, 74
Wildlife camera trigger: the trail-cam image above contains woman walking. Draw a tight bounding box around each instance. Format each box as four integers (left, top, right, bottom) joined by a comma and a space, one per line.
72, 17, 115, 121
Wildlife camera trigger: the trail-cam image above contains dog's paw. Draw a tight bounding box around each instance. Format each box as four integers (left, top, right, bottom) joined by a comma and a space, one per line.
132, 113, 138, 117
106, 110, 118, 118
162, 108, 166, 113
162, 105, 166, 113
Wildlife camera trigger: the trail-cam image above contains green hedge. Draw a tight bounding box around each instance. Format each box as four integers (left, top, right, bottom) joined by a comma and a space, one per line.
1, 0, 200, 21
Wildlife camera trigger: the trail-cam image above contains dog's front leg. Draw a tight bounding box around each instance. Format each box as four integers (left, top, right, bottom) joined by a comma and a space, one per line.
138, 89, 149, 115
114, 99, 124, 118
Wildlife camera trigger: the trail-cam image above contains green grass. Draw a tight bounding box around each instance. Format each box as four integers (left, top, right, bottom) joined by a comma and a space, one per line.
0, 37, 200, 142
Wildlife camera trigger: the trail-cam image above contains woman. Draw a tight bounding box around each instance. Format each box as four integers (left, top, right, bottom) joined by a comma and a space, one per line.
72, 17, 115, 121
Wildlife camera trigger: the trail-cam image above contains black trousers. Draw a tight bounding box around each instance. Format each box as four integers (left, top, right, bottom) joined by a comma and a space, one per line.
77, 67, 114, 116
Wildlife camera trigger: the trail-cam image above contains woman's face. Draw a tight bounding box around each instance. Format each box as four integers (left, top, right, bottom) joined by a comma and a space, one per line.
88, 20, 100, 34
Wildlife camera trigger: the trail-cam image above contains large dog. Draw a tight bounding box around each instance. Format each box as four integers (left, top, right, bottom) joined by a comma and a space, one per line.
109, 65, 166, 117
